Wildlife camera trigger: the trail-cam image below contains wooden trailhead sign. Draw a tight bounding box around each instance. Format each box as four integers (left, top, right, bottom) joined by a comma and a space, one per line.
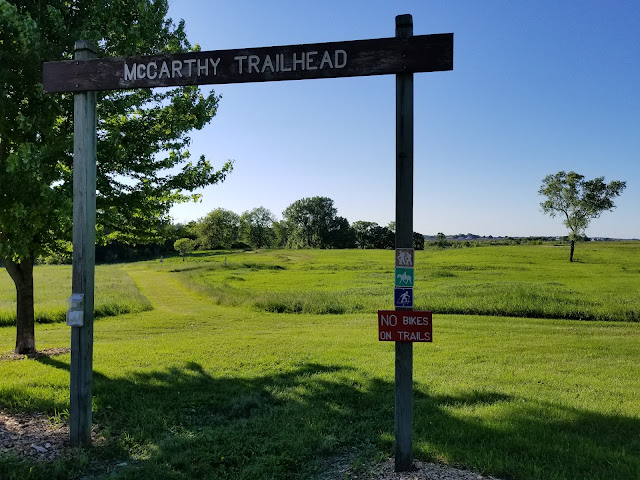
43, 34, 452, 92
43, 13, 452, 474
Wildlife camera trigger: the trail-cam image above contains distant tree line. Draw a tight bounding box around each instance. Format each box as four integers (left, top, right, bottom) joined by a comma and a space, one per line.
179, 196, 425, 254
35, 196, 428, 263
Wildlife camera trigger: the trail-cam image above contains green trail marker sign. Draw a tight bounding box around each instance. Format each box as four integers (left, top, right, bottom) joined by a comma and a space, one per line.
42, 14, 452, 473
395, 267, 414, 287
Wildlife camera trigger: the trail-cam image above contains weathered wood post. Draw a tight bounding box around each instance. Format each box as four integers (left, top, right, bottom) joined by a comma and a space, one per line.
40, 22, 452, 453
394, 14, 414, 472
70, 40, 98, 446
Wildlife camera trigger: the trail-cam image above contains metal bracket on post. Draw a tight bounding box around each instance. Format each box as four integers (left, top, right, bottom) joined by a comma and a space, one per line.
70, 40, 98, 447
394, 14, 415, 473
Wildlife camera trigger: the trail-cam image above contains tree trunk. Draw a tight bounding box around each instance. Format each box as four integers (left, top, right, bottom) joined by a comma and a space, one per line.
1, 256, 36, 354
569, 240, 575, 263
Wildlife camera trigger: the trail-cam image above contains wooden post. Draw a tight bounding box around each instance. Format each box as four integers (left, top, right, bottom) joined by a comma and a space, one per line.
394, 14, 414, 472
70, 40, 97, 446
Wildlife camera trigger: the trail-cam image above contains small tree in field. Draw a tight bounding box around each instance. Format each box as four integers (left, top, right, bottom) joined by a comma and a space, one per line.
539, 171, 626, 262
174, 238, 195, 261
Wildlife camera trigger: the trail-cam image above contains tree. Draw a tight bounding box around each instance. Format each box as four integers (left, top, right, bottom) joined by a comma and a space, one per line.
0, 1, 232, 354
436, 232, 449, 249
370, 225, 394, 249
539, 171, 626, 262
173, 238, 195, 261
272, 220, 289, 248
282, 196, 340, 248
352, 221, 377, 249
328, 216, 355, 249
196, 208, 240, 249
240, 207, 276, 249
413, 232, 425, 250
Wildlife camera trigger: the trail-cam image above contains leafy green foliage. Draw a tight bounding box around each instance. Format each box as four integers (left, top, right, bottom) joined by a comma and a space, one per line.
196, 208, 241, 249
539, 171, 626, 261
1, 0, 232, 259
239, 207, 276, 249
173, 238, 194, 260
0, 0, 232, 352
282, 196, 350, 248
352, 221, 378, 248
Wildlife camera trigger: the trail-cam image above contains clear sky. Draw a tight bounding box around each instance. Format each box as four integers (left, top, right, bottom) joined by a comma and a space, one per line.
166, 0, 639, 239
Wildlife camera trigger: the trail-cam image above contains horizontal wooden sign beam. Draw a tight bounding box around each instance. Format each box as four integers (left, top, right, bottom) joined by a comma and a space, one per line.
43, 33, 453, 93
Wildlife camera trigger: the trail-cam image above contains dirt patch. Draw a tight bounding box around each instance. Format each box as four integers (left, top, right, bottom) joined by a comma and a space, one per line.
0, 347, 71, 362
0, 410, 70, 462
1, 347, 85, 463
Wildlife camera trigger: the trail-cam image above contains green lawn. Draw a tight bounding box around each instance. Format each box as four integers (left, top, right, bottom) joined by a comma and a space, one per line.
0, 264, 151, 326
166, 242, 640, 321
0, 244, 639, 479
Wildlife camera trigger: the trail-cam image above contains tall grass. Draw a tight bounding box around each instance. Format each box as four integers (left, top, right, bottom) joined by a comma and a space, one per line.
0, 264, 151, 327
159, 242, 640, 322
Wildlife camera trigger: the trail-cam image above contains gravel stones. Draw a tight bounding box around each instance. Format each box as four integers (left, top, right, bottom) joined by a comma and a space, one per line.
0, 409, 69, 462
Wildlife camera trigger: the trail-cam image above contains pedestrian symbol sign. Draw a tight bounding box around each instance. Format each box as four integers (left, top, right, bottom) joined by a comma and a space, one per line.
395, 248, 414, 267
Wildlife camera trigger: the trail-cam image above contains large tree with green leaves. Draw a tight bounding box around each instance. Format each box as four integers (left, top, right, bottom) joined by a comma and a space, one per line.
0, 1, 232, 354
196, 208, 240, 250
282, 196, 350, 249
539, 171, 626, 262
352, 221, 377, 249
240, 207, 276, 249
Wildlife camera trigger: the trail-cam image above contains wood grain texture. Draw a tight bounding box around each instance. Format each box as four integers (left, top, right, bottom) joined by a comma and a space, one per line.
394, 14, 415, 473
69, 41, 97, 447
43, 34, 453, 92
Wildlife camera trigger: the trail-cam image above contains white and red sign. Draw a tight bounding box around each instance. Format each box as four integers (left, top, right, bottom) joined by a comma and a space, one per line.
378, 310, 432, 342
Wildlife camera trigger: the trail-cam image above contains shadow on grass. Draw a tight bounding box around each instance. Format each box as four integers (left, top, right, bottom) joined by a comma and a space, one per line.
1, 357, 639, 480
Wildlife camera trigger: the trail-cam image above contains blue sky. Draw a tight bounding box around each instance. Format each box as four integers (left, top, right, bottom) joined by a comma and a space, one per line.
166, 0, 639, 238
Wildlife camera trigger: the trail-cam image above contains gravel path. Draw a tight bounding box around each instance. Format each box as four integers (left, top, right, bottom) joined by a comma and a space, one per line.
364, 458, 503, 480
318, 450, 504, 480
0, 409, 69, 462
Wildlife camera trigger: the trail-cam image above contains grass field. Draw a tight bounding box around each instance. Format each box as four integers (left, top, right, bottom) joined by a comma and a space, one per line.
0, 264, 152, 327
167, 242, 640, 321
0, 243, 639, 479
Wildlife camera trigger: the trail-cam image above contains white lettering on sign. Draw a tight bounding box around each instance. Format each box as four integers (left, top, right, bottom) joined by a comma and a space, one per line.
232, 50, 348, 74
402, 315, 429, 326
398, 331, 431, 341
123, 50, 347, 82
184, 59, 196, 76
209, 58, 220, 74
380, 313, 398, 326
124, 63, 136, 81
172, 60, 182, 77
147, 61, 157, 79
124, 58, 221, 81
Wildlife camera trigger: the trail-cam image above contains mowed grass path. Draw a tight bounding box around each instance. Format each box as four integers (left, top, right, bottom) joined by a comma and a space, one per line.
0, 253, 639, 479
